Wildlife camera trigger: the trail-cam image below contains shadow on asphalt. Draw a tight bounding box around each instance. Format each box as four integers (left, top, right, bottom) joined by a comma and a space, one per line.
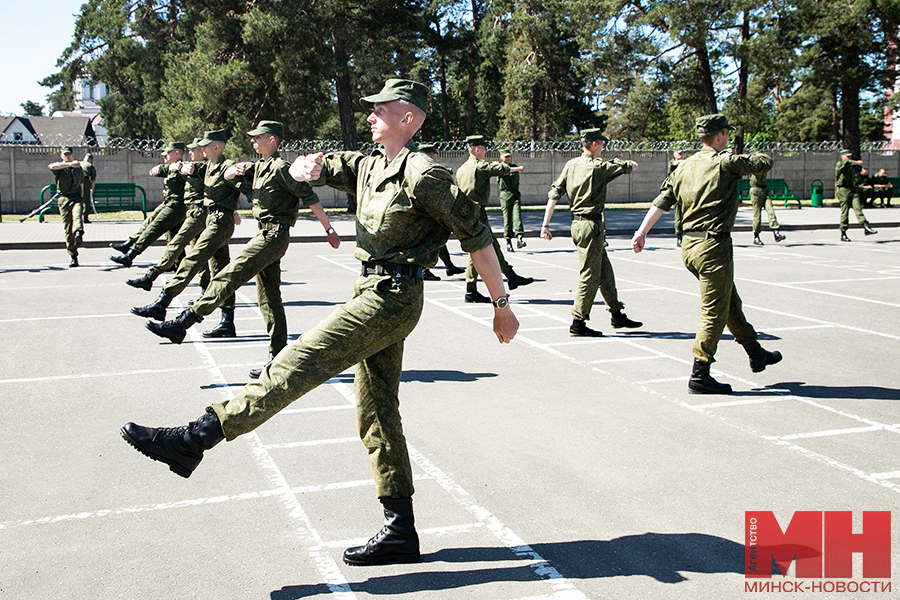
768, 381, 900, 401
269, 532, 744, 598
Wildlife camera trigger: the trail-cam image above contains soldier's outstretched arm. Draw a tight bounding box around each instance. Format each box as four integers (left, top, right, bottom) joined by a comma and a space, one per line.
290, 153, 324, 182
470, 245, 519, 343
632, 206, 665, 253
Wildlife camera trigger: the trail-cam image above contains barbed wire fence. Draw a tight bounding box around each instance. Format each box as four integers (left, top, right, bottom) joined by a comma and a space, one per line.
4, 134, 900, 154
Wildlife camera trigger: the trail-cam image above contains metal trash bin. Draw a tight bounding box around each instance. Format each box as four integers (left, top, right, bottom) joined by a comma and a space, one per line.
810, 179, 824, 207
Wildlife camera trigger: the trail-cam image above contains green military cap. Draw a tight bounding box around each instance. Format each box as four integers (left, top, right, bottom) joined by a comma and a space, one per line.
499, 149, 512, 157
60, 146, 74, 154
840, 148, 853, 156
198, 128, 228, 146
186, 137, 203, 149
466, 135, 486, 147
580, 128, 609, 143
247, 120, 284, 137
695, 113, 735, 133
360, 79, 430, 115
418, 143, 436, 153
162, 142, 185, 153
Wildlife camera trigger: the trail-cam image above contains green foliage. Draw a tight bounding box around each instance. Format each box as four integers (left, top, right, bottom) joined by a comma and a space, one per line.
20, 101, 44, 117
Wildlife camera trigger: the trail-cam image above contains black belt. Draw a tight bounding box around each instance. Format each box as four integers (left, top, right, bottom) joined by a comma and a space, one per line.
209, 206, 234, 215
258, 222, 289, 232
361, 261, 423, 279
683, 230, 730, 240
571, 213, 603, 222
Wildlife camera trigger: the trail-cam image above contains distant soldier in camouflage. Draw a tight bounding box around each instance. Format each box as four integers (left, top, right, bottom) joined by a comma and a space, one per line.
541, 128, 643, 337
872, 168, 893, 207
47, 147, 85, 267
145, 121, 341, 380
417, 142, 465, 281
131, 129, 240, 338
631, 114, 782, 394
120, 79, 519, 567
750, 172, 785, 245
835, 150, 877, 242
498, 150, 526, 252
111, 142, 188, 268
456, 135, 533, 303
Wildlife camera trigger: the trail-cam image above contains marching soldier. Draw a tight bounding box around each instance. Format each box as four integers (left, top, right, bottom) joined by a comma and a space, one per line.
631, 114, 782, 394
836, 150, 877, 241
750, 172, 785, 245
121, 79, 519, 568
47, 147, 85, 267
540, 128, 643, 337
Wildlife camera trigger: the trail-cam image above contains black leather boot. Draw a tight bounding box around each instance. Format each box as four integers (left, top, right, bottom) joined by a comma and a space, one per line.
445, 263, 465, 276
744, 340, 783, 373
422, 269, 441, 281
69, 255, 79, 268
506, 239, 514, 252
610, 311, 642, 329
126, 269, 160, 291
131, 290, 172, 320
517, 234, 526, 248
773, 230, 786, 242
110, 249, 139, 268
110, 239, 133, 253
688, 359, 732, 394
570, 319, 603, 337
506, 269, 534, 290
249, 353, 275, 379
863, 221, 878, 235
202, 308, 236, 338
841, 231, 852, 242
146, 308, 197, 344
464, 282, 491, 303
343, 497, 420, 566
753, 235, 764, 246
120, 407, 224, 478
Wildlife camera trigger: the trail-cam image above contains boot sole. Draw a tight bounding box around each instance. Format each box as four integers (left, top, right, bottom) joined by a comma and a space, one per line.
202, 329, 237, 338
342, 552, 420, 566
131, 309, 166, 321
751, 352, 783, 373
126, 281, 153, 291
688, 385, 733, 394
145, 321, 186, 344
119, 427, 193, 478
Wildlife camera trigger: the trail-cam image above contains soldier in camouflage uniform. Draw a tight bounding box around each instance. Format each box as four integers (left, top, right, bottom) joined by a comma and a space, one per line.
540, 128, 643, 337
111, 142, 188, 268
456, 135, 533, 303
130, 129, 241, 338
145, 121, 341, 380
872, 168, 893, 207
417, 143, 465, 281
836, 150, 877, 242
125, 139, 211, 293
120, 79, 519, 567
631, 114, 782, 394
48, 147, 85, 267
750, 172, 785, 245
498, 150, 525, 252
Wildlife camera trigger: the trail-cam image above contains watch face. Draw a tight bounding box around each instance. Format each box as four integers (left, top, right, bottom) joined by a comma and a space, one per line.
494, 296, 508, 308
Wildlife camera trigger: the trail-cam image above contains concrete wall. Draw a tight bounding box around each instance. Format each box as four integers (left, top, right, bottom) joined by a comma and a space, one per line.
5, 145, 900, 214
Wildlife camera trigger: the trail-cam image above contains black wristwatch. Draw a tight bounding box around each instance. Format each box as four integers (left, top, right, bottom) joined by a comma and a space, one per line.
492, 295, 510, 309
326, 227, 335, 235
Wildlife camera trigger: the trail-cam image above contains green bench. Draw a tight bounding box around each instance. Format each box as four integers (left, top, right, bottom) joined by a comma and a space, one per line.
738, 178, 798, 207
38, 182, 147, 222
738, 179, 751, 202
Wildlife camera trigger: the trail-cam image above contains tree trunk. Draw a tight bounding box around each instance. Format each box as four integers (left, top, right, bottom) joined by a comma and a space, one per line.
734, 11, 749, 154
464, 0, 481, 136
331, 18, 358, 212
695, 44, 718, 115
439, 53, 451, 140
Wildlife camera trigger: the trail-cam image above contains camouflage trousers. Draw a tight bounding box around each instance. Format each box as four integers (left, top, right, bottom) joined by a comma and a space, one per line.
500, 190, 523, 238
162, 208, 234, 310
681, 234, 757, 364
57, 195, 83, 258
129, 203, 166, 243
466, 207, 512, 282
750, 189, 779, 234
150, 205, 209, 289
837, 187, 867, 232
213, 273, 424, 499
571, 216, 623, 321
132, 201, 186, 254
191, 224, 291, 355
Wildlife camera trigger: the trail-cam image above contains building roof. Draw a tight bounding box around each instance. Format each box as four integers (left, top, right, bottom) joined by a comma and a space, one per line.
23, 115, 96, 145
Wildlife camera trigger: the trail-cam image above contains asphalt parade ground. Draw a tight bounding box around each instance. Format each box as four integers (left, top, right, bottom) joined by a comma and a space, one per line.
1, 208, 899, 599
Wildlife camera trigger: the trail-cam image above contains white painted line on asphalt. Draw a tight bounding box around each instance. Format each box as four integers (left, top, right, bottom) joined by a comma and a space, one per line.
0, 312, 133, 323
583, 355, 663, 364
692, 396, 795, 409
0, 282, 125, 290
262, 436, 359, 450
764, 425, 885, 441
0, 362, 260, 385
736, 275, 900, 309
279, 404, 353, 415
783, 276, 900, 285
759, 324, 834, 332
871, 471, 900, 479
634, 376, 686, 384
321, 523, 484, 548
544, 338, 618, 347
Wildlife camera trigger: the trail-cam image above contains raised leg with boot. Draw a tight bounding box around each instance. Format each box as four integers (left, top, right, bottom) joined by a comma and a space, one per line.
343, 497, 420, 566
145, 308, 197, 344
131, 290, 172, 321
126, 269, 160, 291
610, 311, 642, 329
506, 268, 533, 290
120, 407, 224, 478
743, 340, 782, 373
111, 249, 139, 268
